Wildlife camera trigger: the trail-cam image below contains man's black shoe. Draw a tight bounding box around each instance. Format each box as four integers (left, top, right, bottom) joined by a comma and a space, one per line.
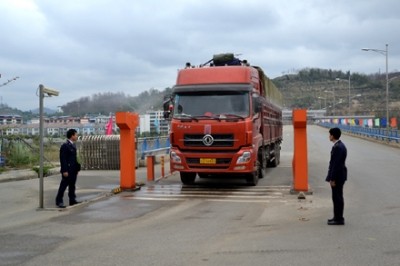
327, 220, 345, 225
327, 218, 335, 223
69, 201, 82, 206
56, 203, 66, 209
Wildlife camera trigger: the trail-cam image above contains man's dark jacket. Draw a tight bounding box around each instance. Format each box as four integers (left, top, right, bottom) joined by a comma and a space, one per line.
326, 140, 347, 183
60, 141, 81, 174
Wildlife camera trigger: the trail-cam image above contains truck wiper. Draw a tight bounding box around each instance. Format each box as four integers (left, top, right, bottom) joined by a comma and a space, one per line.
193, 115, 221, 121
220, 113, 245, 120
175, 114, 199, 121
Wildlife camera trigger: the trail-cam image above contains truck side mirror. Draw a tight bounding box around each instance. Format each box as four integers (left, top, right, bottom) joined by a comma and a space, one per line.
163, 95, 173, 120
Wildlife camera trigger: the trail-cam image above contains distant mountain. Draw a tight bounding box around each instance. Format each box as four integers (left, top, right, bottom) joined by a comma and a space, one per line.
59, 89, 172, 117
2, 68, 399, 121
30, 107, 58, 115
38, 68, 400, 119
273, 68, 400, 118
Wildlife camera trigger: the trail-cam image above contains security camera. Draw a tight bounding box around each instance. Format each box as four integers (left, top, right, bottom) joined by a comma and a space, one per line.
39, 84, 59, 96
43, 87, 59, 96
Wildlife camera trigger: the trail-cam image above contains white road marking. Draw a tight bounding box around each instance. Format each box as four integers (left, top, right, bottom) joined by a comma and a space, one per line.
125, 185, 292, 203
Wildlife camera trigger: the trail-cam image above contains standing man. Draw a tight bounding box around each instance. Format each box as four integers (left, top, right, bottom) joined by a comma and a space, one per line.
326, 127, 347, 225
55, 129, 81, 208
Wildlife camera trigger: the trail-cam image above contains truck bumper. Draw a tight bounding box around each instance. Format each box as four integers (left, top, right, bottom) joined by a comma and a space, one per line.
169, 147, 256, 174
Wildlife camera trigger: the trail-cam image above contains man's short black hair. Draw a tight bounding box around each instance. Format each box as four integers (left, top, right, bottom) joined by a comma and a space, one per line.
66, 129, 77, 139
329, 127, 341, 140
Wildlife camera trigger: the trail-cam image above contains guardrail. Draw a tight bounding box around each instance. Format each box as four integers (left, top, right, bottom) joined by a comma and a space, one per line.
319, 123, 400, 143
78, 135, 170, 170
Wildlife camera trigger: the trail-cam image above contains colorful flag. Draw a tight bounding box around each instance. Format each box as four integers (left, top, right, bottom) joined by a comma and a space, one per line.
105, 115, 113, 135
381, 118, 387, 128
390, 117, 398, 128
374, 118, 380, 127
153, 116, 160, 134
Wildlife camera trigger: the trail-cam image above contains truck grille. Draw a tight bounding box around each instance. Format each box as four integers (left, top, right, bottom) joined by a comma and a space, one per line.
183, 134, 234, 147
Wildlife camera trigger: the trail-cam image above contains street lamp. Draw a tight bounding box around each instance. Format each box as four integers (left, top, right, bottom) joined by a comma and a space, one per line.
362, 44, 389, 128
324, 90, 335, 115
318, 96, 327, 110
0, 76, 19, 87
38, 84, 59, 209
336, 73, 351, 111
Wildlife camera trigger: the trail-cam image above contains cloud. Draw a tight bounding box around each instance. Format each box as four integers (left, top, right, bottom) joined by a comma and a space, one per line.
0, 0, 399, 111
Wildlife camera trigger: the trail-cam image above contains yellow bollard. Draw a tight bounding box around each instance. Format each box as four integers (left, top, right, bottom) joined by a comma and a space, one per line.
161, 156, 165, 178
147, 156, 155, 182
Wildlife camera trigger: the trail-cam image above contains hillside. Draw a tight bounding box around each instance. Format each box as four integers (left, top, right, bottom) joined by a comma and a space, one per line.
59, 88, 172, 116
1, 68, 399, 121
273, 68, 400, 118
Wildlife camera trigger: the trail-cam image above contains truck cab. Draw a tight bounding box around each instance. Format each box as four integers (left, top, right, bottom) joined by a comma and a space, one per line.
164, 54, 282, 185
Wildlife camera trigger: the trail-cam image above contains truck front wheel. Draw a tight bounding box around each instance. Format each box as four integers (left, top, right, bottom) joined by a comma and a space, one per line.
246, 156, 262, 186
180, 172, 196, 185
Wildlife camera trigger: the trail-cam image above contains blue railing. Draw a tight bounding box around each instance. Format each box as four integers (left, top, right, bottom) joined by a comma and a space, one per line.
139, 137, 170, 159
319, 123, 400, 143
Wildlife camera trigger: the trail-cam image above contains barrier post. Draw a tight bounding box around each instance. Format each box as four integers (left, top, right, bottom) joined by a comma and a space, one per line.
147, 155, 155, 181
292, 109, 309, 193
116, 112, 139, 190
161, 156, 165, 178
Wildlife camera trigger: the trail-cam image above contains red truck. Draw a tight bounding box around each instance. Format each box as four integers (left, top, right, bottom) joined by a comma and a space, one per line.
163, 53, 283, 185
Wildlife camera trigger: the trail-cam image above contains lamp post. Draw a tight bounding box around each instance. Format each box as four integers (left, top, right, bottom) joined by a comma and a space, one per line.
362, 44, 389, 128
324, 90, 335, 115
38, 84, 59, 209
336, 73, 351, 112
318, 96, 326, 110
0, 76, 19, 88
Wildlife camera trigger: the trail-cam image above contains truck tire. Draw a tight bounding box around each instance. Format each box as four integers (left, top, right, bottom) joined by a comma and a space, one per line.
268, 144, 280, 168
259, 148, 266, 179
180, 172, 196, 185
275, 145, 281, 166
246, 156, 262, 186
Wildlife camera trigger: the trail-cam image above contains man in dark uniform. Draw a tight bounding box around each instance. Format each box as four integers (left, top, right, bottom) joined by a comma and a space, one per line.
55, 129, 81, 208
326, 127, 347, 225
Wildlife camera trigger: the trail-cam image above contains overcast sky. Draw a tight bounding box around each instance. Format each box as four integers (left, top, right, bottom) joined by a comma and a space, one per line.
1, 0, 399, 111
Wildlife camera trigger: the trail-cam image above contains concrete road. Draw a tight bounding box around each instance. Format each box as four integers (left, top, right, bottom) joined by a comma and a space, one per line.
1, 125, 400, 266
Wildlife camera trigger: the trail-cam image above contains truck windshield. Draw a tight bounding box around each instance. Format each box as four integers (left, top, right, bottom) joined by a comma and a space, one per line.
173, 91, 249, 119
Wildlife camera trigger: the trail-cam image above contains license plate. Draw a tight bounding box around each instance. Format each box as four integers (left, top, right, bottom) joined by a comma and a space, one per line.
200, 158, 216, 164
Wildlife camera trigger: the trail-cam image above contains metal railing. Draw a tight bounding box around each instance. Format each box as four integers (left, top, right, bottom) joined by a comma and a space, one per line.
319, 123, 400, 143
78, 135, 170, 170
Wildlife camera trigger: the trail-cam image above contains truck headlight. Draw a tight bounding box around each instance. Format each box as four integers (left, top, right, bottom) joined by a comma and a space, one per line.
170, 151, 182, 163
236, 151, 252, 164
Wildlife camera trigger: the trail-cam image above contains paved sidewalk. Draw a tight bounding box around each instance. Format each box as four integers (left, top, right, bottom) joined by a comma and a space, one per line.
0, 168, 59, 183
0, 161, 172, 231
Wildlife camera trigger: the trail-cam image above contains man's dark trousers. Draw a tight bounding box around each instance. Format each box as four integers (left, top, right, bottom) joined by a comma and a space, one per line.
55, 173, 77, 205
331, 181, 345, 221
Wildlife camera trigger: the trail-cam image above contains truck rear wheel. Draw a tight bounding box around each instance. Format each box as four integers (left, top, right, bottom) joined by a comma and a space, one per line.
180, 172, 196, 185
268, 144, 280, 168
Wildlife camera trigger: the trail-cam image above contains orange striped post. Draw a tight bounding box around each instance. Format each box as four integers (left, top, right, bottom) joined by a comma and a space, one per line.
116, 112, 139, 190
292, 109, 309, 192
147, 156, 155, 182
161, 156, 165, 178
